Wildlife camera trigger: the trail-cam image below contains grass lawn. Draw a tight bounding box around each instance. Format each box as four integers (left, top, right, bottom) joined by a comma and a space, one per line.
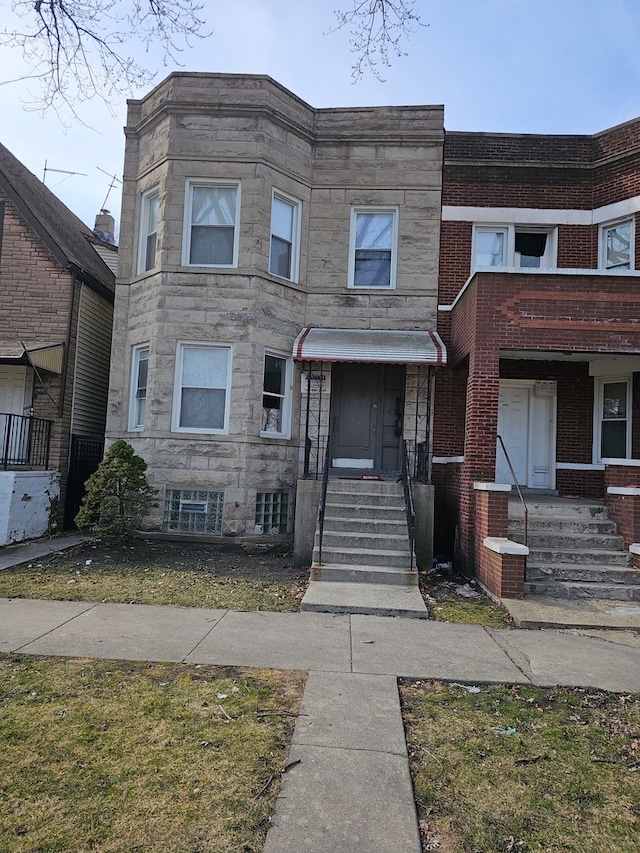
401, 680, 640, 852
0, 541, 307, 612
0, 655, 305, 852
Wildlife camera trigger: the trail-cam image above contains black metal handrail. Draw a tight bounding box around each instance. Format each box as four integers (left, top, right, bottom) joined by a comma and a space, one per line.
496, 433, 528, 546
316, 436, 332, 564
401, 440, 416, 571
1, 413, 52, 470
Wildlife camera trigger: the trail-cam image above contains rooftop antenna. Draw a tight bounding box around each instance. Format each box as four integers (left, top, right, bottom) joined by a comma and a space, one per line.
97, 166, 122, 211
42, 160, 87, 184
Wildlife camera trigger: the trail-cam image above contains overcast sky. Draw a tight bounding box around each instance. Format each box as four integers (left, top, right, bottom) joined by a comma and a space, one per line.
1, 0, 640, 235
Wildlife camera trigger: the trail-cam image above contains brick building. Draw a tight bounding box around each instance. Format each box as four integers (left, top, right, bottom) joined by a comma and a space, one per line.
434, 118, 640, 597
0, 143, 115, 543
106, 73, 445, 560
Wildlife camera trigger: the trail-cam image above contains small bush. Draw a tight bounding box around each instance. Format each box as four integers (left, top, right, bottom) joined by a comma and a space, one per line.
75, 440, 157, 542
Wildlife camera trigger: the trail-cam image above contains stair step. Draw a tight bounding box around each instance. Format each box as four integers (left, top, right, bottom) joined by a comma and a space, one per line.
317, 531, 411, 553
322, 516, 408, 535
526, 564, 640, 585
527, 548, 632, 567
509, 518, 617, 535
324, 494, 405, 508
325, 501, 406, 519
509, 499, 608, 519
327, 479, 402, 494
311, 562, 418, 586
512, 532, 625, 550
313, 545, 412, 569
524, 581, 640, 602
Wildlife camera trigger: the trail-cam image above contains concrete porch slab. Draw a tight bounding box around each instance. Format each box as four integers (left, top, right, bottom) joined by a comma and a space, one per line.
502, 595, 640, 630
488, 627, 640, 691
301, 580, 428, 618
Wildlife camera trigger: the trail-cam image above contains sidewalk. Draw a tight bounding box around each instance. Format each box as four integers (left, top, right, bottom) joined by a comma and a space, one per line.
2, 534, 640, 851
2, 596, 640, 852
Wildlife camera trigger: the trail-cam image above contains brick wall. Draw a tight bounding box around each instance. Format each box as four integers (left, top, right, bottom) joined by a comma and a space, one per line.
0, 194, 75, 525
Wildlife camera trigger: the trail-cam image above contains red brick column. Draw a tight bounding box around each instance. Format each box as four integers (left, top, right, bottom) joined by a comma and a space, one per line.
605, 485, 640, 550
473, 483, 526, 599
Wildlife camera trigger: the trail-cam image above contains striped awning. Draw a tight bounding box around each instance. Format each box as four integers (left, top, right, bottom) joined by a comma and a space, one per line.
292, 327, 447, 365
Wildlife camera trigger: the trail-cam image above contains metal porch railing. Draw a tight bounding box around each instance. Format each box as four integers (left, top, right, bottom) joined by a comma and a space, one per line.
1, 413, 52, 470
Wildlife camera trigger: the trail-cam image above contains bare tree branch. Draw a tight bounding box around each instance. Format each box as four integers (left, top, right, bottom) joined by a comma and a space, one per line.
1, 0, 208, 116
331, 0, 426, 81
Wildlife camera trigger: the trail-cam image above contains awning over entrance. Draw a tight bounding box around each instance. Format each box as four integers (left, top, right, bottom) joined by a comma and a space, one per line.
0, 341, 65, 374
292, 327, 447, 365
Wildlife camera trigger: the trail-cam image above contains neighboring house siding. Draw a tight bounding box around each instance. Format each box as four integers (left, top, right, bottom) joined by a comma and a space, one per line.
71, 282, 113, 436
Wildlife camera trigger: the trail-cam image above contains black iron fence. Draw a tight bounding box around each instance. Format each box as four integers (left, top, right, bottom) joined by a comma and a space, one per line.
1, 413, 52, 470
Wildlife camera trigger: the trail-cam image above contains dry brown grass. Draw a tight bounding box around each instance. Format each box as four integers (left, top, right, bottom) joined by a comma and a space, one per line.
401, 680, 640, 852
0, 655, 305, 852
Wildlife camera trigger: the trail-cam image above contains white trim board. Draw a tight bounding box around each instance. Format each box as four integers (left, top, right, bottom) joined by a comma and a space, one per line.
443, 196, 640, 226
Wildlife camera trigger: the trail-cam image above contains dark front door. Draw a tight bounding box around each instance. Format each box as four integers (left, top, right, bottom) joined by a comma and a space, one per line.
330, 363, 405, 475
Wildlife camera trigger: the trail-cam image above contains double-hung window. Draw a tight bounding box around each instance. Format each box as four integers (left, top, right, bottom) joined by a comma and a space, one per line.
600, 220, 633, 271
269, 191, 300, 281
183, 180, 240, 267
129, 345, 149, 431
261, 352, 292, 438
349, 207, 398, 288
596, 377, 631, 460
137, 188, 159, 274
172, 344, 232, 433
473, 225, 555, 269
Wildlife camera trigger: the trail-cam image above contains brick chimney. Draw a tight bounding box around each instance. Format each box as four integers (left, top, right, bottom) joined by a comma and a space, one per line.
94, 208, 116, 245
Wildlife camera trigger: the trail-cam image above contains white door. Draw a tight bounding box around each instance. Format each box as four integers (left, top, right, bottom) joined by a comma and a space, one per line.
496, 382, 555, 489
496, 385, 529, 484
0, 366, 30, 462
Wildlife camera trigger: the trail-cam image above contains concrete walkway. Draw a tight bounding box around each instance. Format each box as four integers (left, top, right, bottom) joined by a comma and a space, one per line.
2, 596, 640, 852
1, 534, 640, 850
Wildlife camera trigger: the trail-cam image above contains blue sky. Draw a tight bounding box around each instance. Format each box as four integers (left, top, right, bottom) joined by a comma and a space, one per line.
1, 0, 640, 233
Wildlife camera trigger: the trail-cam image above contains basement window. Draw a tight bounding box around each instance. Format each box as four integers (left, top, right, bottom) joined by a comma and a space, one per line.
163, 489, 224, 534
255, 491, 289, 535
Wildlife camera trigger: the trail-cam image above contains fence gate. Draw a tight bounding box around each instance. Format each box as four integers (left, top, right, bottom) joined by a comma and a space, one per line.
64, 435, 105, 529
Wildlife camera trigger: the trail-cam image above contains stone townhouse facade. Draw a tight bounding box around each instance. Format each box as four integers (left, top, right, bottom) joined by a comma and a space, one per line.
107, 73, 445, 547
433, 117, 640, 587
0, 143, 116, 543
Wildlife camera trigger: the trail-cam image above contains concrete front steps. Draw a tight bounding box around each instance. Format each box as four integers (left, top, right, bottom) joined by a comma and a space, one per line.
301, 479, 428, 619
509, 495, 640, 601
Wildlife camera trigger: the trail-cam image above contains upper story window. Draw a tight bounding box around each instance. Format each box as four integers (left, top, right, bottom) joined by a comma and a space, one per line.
473, 225, 555, 270
137, 188, 159, 274
182, 180, 240, 267
172, 343, 232, 434
129, 345, 149, 431
261, 351, 292, 438
349, 207, 398, 289
600, 219, 633, 271
269, 191, 301, 282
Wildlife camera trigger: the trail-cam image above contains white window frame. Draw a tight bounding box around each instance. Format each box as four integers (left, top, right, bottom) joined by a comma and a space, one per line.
128, 344, 149, 431
348, 206, 399, 289
137, 188, 159, 274
269, 189, 301, 282
260, 350, 293, 439
472, 224, 557, 270
593, 375, 632, 462
171, 342, 232, 434
599, 218, 634, 272
182, 179, 241, 268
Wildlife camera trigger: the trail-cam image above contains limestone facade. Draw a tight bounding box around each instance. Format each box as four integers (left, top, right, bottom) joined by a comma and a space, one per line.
108, 73, 444, 537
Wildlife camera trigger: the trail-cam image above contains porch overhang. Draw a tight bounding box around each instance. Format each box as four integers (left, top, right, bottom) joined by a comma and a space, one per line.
292, 327, 447, 365
0, 341, 64, 374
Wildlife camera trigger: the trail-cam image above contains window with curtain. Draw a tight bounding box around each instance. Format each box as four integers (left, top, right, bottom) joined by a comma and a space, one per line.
173, 344, 231, 432
184, 182, 239, 266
